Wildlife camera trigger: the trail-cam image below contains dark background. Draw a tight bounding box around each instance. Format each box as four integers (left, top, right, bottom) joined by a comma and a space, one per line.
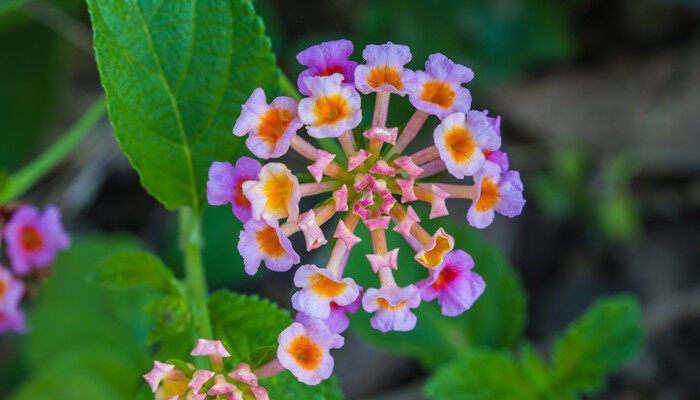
1, 0, 699, 398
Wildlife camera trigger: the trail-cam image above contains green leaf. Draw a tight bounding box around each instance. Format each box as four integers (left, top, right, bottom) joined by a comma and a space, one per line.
91, 251, 177, 293
242, 346, 278, 369
551, 295, 643, 395
144, 295, 191, 343
349, 217, 527, 367
87, 0, 281, 211
208, 291, 343, 400
9, 235, 155, 400
424, 348, 540, 400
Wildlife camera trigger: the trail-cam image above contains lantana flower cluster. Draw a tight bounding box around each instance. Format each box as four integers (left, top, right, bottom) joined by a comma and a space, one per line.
144, 339, 271, 400
207, 39, 525, 385
0, 204, 70, 334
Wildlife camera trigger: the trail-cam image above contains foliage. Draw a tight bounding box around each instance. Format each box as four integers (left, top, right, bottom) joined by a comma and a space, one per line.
87, 0, 281, 211
424, 296, 643, 400
9, 236, 155, 400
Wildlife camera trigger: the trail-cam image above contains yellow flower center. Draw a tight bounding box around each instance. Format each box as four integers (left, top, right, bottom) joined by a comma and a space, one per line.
258, 107, 294, 145
475, 177, 499, 212
416, 232, 454, 268
420, 80, 455, 108
288, 335, 322, 371
256, 226, 286, 258
377, 298, 406, 310
313, 94, 350, 125
367, 66, 403, 90
310, 273, 346, 298
263, 173, 294, 215
444, 126, 475, 162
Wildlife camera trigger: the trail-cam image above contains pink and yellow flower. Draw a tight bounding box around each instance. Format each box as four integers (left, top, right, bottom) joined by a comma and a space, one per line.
277, 319, 344, 385
0, 267, 25, 333
243, 163, 300, 222
298, 74, 362, 138
3, 205, 70, 275
238, 219, 299, 275
409, 53, 474, 118
467, 161, 525, 229
434, 111, 501, 178
354, 42, 415, 95
233, 88, 302, 159
362, 284, 421, 332
291, 264, 361, 320
296, 39, 358, 96
417, 250, 485, 316
206, 158, 261, 223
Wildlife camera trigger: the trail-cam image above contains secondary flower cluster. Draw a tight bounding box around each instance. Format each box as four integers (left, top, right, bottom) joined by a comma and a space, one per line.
207, 39, 525, 385
0, 204, 70, 334
144, 339, 271, 400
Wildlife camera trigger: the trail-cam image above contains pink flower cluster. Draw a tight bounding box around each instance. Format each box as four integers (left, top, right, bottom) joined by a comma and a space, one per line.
207, 39, 525, 385
144, 339, 271, 400
0, 204, 70, 334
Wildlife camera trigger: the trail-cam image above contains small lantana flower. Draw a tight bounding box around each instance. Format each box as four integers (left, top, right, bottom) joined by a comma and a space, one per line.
3, 204, 70, 275
467, 161, 525, 229
206, 158, 262, 223
277, 319, 344, 385
208, 39, 525, 386
296, 39, 358, 96
417, 250, 485, 316
0, 266, 25, 333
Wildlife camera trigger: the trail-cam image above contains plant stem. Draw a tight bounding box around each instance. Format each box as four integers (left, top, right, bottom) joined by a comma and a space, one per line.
0, 96, 106, 203
179, 207, 213, 341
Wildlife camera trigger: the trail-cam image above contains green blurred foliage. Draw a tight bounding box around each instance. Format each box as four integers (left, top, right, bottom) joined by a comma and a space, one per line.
9, 235, 155, 399
0, 23, 65, 170
348, 214, 527, 368
531, 147, 642, 242
424, 296, 643, 400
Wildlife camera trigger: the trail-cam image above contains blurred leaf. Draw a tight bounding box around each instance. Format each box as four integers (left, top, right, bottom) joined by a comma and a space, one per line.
349, 217, 527, 368
144, 295, 190, 343
596, 191, 641, 242
0, 23, 64, 170
208, 291, 343, 400
91, 251, 178, 293
424, 348, 540, 400
242, 346, 278, 369
551, 295, 643, 395
87, 0, 281, 211
9, 235, 154, 399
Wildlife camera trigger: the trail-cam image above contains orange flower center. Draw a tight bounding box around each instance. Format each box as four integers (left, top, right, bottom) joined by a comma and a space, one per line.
313, 94, 350, 125
21, 227, 43, 252
475, 177, 499, 212
444, 126, 475, 162
288, 335, 322, 371
256, 226, 286, 258
420, 80, 455, 108
417, 233, 454, 268
258, 108, 294, 145
234, 177, 251, 207
158, 380, 189, 399
317, 65, 345, 77
432, 264, 459, 289
310, 273, 346, 298
0, 280, 6, 297
263, 173, 294, 215
377, 298, 406, 310
367, 66, 402, 90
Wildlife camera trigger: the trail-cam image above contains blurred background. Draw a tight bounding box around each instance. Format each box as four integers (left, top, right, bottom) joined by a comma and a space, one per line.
0, 0, 698, 398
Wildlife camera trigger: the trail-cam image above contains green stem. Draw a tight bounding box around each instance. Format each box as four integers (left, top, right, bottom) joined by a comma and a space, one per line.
179, 207, 213, 342
0, 96, 107, 203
